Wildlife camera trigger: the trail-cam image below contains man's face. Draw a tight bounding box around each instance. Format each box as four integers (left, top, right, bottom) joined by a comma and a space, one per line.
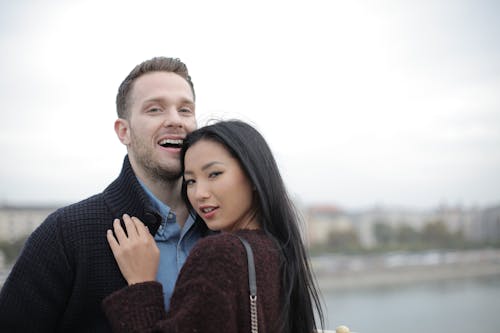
119, 71, 197, 181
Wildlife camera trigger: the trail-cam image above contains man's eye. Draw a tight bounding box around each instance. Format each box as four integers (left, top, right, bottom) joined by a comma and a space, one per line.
148, 107, 162, 113
179, 107, 193, 113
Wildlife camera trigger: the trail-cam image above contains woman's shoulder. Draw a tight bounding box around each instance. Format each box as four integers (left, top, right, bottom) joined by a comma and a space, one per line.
178, 232, 251, 282
190, 231, 246, 255
195, 230, 270, 249
188, 230, 270, 261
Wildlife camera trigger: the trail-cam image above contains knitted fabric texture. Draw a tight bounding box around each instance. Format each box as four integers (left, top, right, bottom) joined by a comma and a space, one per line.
102, 230, 282, 333
0, 156, 207, 333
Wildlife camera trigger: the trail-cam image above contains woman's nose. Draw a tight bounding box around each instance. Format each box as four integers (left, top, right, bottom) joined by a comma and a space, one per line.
194, 182, 210, 201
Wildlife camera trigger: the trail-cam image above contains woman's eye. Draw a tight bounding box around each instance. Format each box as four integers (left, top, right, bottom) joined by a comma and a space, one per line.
208, 171, 222, 178
184, 179, 195, 186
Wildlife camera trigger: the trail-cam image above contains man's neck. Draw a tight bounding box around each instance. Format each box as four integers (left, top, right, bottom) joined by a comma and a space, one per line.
137, 173, 189, 228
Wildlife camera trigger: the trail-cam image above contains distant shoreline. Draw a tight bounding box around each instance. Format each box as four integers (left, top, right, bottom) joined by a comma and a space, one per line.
3, 250, 500, 291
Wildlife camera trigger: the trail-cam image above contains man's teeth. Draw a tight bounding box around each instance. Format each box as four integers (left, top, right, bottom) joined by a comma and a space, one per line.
159, 139, 183, 146
201, 207, 215, 213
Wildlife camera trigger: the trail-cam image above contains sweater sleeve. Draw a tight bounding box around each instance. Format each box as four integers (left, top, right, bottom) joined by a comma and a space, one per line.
0, 212, 73, 332
102, 235, 245, 333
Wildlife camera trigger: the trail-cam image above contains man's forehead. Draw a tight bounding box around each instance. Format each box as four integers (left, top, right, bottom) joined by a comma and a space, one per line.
130, 72, 194, 103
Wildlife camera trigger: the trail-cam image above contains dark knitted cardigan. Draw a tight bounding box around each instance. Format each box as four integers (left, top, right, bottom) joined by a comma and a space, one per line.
0, 156, 207, 333
102, 230, 283, 333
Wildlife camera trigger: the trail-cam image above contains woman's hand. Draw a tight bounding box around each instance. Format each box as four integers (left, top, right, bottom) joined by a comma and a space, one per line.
107, 214, 160, 285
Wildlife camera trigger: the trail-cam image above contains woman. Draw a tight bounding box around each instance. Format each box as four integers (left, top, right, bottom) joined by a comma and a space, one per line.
102, 120, 324, 333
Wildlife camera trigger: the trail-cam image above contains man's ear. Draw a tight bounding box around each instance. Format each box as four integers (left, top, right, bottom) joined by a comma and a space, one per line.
115, 118, 131, 145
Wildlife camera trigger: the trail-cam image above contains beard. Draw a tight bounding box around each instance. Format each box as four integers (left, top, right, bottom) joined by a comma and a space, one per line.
129, 129, 182, 182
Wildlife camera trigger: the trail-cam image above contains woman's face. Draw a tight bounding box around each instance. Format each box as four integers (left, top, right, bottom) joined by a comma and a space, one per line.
183, 139, 259, 232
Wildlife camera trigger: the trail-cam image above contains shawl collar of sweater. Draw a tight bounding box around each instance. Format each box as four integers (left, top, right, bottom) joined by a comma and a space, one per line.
103, 155, 163, 235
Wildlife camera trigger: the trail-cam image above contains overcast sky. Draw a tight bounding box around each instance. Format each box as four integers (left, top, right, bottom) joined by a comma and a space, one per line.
1, 0, 499, 210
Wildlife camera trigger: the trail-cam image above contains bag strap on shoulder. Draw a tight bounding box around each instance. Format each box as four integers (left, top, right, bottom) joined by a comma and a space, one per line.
235, 234, 258, 333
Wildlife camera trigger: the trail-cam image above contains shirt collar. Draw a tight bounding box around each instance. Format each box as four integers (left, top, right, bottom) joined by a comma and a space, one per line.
137, 178, 172, 219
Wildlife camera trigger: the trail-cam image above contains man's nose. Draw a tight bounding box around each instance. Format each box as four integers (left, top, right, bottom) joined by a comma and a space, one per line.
162, 109, 182, 128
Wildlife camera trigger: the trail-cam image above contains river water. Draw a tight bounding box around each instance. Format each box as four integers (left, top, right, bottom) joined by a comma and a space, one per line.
321, 275, 500, 333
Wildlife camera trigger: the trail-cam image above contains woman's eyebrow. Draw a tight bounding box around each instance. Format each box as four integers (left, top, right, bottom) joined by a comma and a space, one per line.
184, 161, 224, 176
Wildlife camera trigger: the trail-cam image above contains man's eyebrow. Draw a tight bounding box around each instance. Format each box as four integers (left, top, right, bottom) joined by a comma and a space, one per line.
140, 98, 163, 107
180, 98, 195, 104
142, 96, 194, 105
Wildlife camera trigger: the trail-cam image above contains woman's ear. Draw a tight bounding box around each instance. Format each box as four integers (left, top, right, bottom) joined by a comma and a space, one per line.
115, 118, 131, 145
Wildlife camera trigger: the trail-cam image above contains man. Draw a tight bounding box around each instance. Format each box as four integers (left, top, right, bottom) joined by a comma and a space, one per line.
0, 57, 207, 332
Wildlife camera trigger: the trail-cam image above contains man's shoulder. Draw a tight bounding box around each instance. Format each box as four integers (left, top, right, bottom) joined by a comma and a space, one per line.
41, 192, 112, 231
28, 192, 113, 248
52, 192, 108, 219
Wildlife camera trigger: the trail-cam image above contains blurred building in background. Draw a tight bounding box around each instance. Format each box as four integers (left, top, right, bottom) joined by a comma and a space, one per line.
305, 203, 500, 249
0, 204, 57, 243
1, 202, 499, 260
1, 202, 500, 289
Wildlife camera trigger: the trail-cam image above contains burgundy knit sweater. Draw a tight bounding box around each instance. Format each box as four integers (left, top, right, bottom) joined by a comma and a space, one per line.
102, 229, 283, 333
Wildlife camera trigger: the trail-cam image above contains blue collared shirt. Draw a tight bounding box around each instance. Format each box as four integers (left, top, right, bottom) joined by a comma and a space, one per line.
138, 180, 202, 310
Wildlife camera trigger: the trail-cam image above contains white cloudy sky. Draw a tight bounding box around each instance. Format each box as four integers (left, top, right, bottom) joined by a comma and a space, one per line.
0, 0, 499, 209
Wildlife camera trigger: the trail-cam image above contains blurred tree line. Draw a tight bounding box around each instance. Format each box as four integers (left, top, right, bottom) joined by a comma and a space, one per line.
372, 220, 466, 251
3, 219, 499, 263
310, 219, 500, 255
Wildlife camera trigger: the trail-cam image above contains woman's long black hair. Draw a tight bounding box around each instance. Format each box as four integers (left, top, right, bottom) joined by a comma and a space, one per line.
180, 120, 324, 333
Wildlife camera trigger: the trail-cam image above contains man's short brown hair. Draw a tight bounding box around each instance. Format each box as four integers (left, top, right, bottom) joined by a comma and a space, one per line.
116, 57, 195, 119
